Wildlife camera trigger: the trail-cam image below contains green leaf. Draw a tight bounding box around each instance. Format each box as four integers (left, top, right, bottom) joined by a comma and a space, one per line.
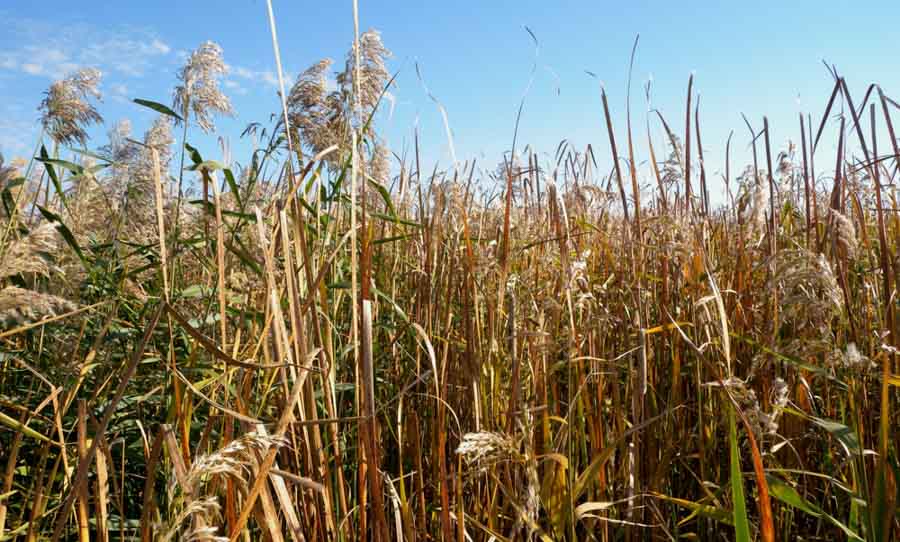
767, 474, 863, 540
794, 410, 863, 456
66, 147, 113, 164
729, 406, 751, 542
186, 160, 225, 172
184, 143, 203, 166
1, 179, 20, 216
38, 145, 69, 214
765, 475, 821, 517
367, 177, 395, 215
370, 212, 422, 228
650, 493, 733, 526
35, 157, 83, 176
36, 205, 86, 266
133, 98, 184, 122
223, 168, 242, 209
374, 234, 411, 245
0, 411, 53, 444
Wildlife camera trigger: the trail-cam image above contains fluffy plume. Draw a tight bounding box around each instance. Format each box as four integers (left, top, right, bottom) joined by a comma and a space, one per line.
0, 223, 60, 280
156, 432, 287, 542
771, 250, 843, 332
287, 31, 392, 167
0, 153, 19, 194
709, 377, 786, 441
826, 342, 876, 372
39, 68, 103, 146
829, 208, 857, 259
456, 432, 520, 469
173, 41, 234, 133
185, 432, 286, 489
144, 115, 175, 172
338, 29, 392, 119
287, 59, 344, 161
0, 286, 78, 328
367, 142, 390, 184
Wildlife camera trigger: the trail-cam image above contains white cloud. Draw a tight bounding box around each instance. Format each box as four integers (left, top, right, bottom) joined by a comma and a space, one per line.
109, 83, 130, 103
21, 63, 42, 75
0, 15, 173, 79
228, 64, 284, 89
262, 71, 278, 87
224, 79, 249, 96
151, 39, 171, 55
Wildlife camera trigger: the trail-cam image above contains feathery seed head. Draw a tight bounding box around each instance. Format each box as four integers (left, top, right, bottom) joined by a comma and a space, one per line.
0, 286, 78, 328
829, 208, 857, 259
457, 431, 520, 470
173, 41, 234, 133
39, 67, 103, 146
0, 223, 60, 280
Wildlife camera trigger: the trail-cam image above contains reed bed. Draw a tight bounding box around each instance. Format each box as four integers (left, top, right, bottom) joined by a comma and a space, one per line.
0, 11, 899, 542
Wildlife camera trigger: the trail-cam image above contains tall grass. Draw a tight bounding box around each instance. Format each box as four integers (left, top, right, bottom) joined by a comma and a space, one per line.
0, 10, 898, 542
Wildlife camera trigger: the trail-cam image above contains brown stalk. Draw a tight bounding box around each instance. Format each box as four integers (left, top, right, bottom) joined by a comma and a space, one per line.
684, 74, 694, 215
49, 303, 164, 542
600, 87, 630, 223
800, 114, 812, 247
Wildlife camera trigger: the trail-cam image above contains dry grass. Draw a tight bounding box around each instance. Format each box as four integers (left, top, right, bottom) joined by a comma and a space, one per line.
0, 10, 899, 542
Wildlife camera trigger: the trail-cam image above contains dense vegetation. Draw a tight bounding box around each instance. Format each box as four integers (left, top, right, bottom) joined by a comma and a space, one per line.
0, 11, 899, 541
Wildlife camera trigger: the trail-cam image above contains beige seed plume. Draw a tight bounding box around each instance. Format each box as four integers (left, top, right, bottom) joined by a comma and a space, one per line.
456, 431, 520, 469
829, 208, 858, 259
287, 58, 344, 162
0, 153, 18, 194
173, 41, 234, 133
337, 29, 392, 117
39, 68, 103, 146
0, 223, 60, 280
155, 432, 287, 542
0, 286, 78, 328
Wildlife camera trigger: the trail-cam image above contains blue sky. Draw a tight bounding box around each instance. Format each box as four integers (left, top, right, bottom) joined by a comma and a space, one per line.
2, 0, 899, 199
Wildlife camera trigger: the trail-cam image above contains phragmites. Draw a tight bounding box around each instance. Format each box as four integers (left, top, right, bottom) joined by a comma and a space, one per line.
776, 151, 794, 196
661, 135, 684, 188
826, 343, 876, 372
185, 432, 287, 489
367, 142, 391, 184
145, 115, 175, 161
286, 59, 341, 158
0, 286, 78, 328
770, 249, 843, 333
338, 29, 392, 119
156, 432, 287, 542
39, 68, 103, 146
0, 153, 18, 194
736, 164, 768, 242
456, 432, 521, 470
106, 119, 138, 163
154, 497, 228, 542
173, 41, 234, 133
0, 223, 60, 280
102, 114, 175, 238
287, 30, 392, 167
750, 179, 769, 234
708, 377, 787, 441
829, 208, 858, 259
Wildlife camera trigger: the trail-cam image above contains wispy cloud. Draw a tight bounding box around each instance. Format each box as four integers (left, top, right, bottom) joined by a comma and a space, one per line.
227, 64, 288, 90
223, 79, 249, 96
0, 13, 173, 79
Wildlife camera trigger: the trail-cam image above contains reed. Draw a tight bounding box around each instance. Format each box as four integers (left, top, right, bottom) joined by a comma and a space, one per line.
0, 8, 898, 541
